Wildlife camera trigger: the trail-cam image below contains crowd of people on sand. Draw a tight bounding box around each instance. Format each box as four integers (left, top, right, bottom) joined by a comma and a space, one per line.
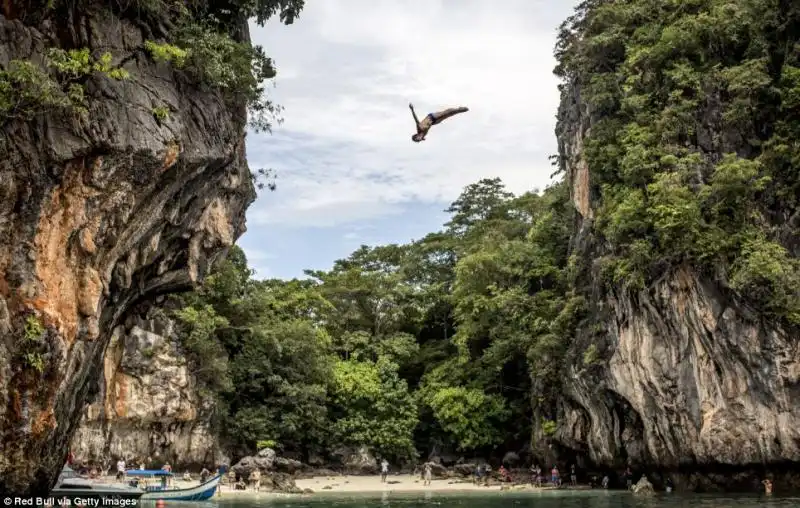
374, 459, 777, 496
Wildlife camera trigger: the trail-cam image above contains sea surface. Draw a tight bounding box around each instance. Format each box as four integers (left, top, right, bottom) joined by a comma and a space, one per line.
137, 490, 800, 508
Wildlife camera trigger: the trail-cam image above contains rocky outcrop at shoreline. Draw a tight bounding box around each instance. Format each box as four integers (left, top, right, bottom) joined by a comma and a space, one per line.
230, 448, 303, 493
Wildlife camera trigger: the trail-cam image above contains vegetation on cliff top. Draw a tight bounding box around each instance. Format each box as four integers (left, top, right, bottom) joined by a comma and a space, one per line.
1, 0, 303, 132
124, 0, 304, 132
556, 0, 800, 324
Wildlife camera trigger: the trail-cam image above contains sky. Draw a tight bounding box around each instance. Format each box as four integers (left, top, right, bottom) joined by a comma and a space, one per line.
238, 0, 580, 279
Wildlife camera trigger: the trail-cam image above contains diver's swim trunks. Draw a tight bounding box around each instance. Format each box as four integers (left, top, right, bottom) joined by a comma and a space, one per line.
418, 113, 435, 131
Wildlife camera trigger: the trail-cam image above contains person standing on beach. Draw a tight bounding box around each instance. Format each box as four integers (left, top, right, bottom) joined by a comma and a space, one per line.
380, 459, 389, 482
249, 469, 261, 491
763, 479, 773, 495
551, 465, 560, 486
624, 466, 633, 489
116, 458, 126, 481
570, 464, 577, 486
423, 462, 432, 486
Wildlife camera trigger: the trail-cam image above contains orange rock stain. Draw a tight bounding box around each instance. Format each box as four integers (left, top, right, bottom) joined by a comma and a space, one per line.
31, 159, 102, 344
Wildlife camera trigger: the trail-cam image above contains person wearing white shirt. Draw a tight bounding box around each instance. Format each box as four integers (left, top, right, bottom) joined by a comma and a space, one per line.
380, 459, 389, 482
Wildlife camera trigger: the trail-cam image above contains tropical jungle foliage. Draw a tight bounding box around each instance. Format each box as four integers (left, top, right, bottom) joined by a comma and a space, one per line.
171, 178, 575, 463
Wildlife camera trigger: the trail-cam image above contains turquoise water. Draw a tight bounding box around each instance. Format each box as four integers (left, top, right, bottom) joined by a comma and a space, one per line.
139, 491, 800, 508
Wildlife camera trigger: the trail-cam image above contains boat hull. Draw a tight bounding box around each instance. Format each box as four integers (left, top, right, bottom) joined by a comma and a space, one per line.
50, 488, 144, 502
139, 474, 222, 501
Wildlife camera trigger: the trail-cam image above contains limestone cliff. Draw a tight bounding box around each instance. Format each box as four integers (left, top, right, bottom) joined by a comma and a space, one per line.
71, 307, 224, 470
0, 2, 255, 495
552, 8, 800, 491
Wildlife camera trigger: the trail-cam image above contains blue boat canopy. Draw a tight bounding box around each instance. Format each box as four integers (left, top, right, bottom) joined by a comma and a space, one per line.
126, 469, 173, 476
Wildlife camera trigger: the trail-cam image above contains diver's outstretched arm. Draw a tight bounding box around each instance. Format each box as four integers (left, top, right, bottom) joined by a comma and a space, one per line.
430, 106, 469, 124
409, 103, 422, 131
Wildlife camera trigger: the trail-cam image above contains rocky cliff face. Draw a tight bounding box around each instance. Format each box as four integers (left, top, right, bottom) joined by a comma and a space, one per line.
71, 307, 224, 470
554, 76, 800, 490
0, 3, 255, 495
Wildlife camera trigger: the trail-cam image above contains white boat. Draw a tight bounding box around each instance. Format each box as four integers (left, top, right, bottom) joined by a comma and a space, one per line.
51, 466, 144, 502
137, 473, 222, 501
51, 466, 221, 502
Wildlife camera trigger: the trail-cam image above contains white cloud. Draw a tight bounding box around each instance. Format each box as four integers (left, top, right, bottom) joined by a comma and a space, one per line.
240, 247, 276, 277
246, 0, 579, 228
241, 248, 276, 262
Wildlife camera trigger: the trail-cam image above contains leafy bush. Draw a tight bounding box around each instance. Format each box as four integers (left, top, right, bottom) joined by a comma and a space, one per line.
145, 41, 188, 67
48, 48, 129, 80
0, 48, 128, 123
425, 386, 510, 451
21, 315, 46, 373
152, 105, 170, 122
173, 23, 283, 132
582, 344, 599, 366
172, 304, 232, 397
256, 439, 277, 450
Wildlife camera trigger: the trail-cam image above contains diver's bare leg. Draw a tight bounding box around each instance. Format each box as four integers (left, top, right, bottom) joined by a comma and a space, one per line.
430, 106, 469, 124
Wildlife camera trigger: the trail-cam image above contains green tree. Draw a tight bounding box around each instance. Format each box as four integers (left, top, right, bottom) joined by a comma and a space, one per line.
329, 357, 418, 462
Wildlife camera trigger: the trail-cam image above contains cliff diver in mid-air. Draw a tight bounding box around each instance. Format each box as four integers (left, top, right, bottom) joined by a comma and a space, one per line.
409, 103, 468, 142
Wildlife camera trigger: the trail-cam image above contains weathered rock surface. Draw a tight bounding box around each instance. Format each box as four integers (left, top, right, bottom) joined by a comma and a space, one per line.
631, 476, 654, 495
558, 266, 800, 468
332, 445, 378, 474
426, 460, 449, 478
0, 3, 255, 495
274, 457, 304, 474
70, 308, 224, 469
231, 455, 273, 478
230, 452, 302, 493
553, 43, 800, 491
260, 472, 302, 493
452, 463, 477, 477
257, 447, 277, 463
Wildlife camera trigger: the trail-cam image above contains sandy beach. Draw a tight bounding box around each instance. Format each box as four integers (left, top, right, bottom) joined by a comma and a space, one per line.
210, 474, 566, 495
91, 473, 570, 497
295, 474, 502, 493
